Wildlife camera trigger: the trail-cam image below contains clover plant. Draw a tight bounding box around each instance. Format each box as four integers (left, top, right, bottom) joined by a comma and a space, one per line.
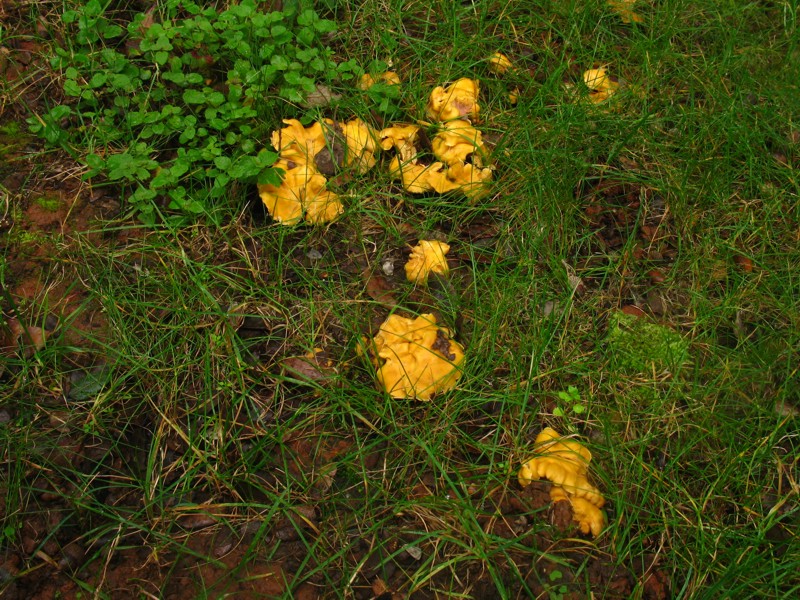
28, 0, 361, 223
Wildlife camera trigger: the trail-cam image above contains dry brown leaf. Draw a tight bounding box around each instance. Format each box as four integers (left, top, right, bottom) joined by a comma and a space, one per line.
362, 268, 399, 306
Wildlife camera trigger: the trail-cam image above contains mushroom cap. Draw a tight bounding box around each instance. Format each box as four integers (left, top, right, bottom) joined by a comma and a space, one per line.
358, 71, 401, 90
432, 120, 487, 167
388, 156, 439, 194
379, 124, 422, 161
339, 118, 380, 174
258, 160, 342, 225
550, 486, 606, 537
271, 119, 327, 163
518, 427, 605, 507
583, 67, 619, 103
487, 52, 514, 75
405, 240, 450, 284
426, 78, 481, 123
371, 313, 465, 400
433, 161, 493, 201
258, 159, 311, 225
303, 172, 344, 224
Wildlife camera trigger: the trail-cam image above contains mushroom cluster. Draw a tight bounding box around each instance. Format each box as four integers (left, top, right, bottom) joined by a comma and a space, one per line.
518, 427, 607, 536
259, 118, 379, 224
379, 80, 493, 201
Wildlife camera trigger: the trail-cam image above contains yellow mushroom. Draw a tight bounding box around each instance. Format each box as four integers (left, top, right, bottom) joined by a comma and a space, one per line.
550, 486, 606, 537
405, 240, 450, 284
339, 118, 380, 174
370, 313, 465, 400
380, 122, 492, 200
302, 172, 344, 224
608, 0, 644, 24
271, 119, 327, 164
426, 78, 481, 123
583, 67, 619, 104
358, 71, 401, 90
432, 120, 488, 167
518, 427, 607, 536
257, 159, 311, 225
433, 161, 493, 201
487, 52, 514, 75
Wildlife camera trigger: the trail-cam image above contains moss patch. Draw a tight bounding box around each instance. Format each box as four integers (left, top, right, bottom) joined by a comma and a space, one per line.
605, 311, 690, 374
34, 196, 63, 212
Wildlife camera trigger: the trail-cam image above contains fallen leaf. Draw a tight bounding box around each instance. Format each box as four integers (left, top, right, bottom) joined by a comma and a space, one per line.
1, 317, 46, 360
362, 268, 399, 306
281, 348, 338, 385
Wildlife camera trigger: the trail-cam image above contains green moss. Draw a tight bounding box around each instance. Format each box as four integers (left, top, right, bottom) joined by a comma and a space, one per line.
34, 196, 63, 212
605, 311, 690, 374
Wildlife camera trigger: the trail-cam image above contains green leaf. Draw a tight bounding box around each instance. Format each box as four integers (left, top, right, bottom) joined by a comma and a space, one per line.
183, 89, 206, 104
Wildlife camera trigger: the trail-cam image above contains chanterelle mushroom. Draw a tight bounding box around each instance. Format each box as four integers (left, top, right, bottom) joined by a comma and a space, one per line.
358, 71, 401, 90
271, 119, 327, 164
427, 78, 481, 123
583, 67, 619, 103
370, 313, 465, 400
518, 427, 607, 536
380, 122, 492, 200
432, 120, 488, 167
405, 240, 450, 284
258, 159, 315, 225
487, 53, 514, 75
339, 118, 380, 174
261, 117, 380, 225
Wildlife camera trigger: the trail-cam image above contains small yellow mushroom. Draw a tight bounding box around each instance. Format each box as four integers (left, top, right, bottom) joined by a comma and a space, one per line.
370, 313, 465, 400
405, 240, 450, 284
608, 0, 644, 24
518, 427, 607, 536
427, 78, 481, 123
583, 67, 620, 104
358, 71, 401, 90
487, 53, 514, 75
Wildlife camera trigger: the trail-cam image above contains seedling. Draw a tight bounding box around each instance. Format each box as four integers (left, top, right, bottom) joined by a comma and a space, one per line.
552, 385, 586, 417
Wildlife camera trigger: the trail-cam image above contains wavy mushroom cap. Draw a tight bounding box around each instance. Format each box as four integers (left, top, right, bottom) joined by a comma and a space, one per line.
583, 67, 619, 103
372, 313, 465, 400
303, 171, 344, 224
550, 486, 607, 537
487, 52, 514, 75
426, 78, 481, 123
405, 240, 450, 284
432, 120, 487, 167
258, 159, 313, 225
379, 124, 422, 162
271, 119, 327, 164
340, 118, 380, 174
518, 427, 605, 507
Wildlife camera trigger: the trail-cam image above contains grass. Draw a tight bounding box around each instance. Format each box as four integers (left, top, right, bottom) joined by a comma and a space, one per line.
1, 0, 799, 598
